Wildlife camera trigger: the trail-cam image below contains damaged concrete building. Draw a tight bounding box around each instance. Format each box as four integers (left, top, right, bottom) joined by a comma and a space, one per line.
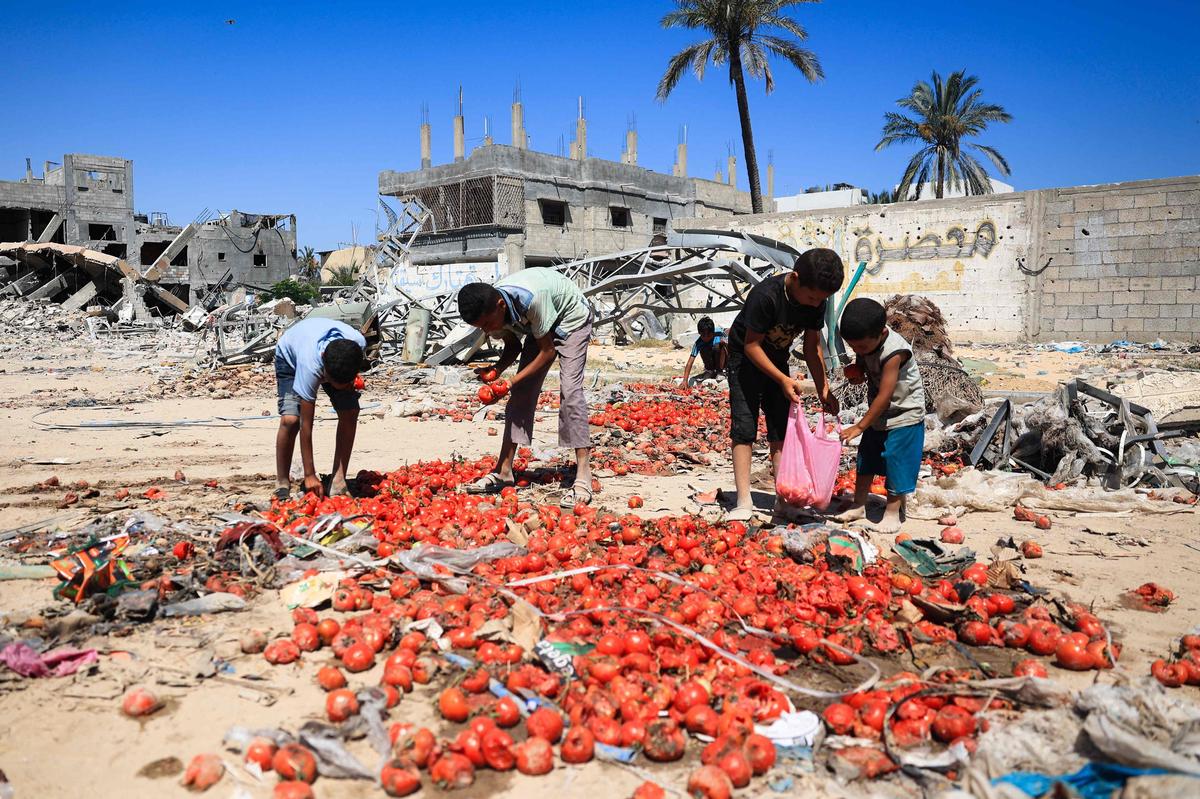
0, 154, 298, 311
377, 94, 751, 292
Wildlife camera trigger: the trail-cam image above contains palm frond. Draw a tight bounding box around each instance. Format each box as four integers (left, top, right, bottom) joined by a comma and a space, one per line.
754, 34, 822, 82
970, 143, 1010, 175
656, 39, 716, 101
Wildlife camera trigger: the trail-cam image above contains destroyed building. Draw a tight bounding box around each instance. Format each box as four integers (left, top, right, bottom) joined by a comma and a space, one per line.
377, 95, 752, 277
0, 154, 298, 309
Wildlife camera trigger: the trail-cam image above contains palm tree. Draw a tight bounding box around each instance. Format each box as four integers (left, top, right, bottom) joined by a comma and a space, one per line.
876, 70, 1012, 200
296, 246, 319, 283
657, 0, 823, 214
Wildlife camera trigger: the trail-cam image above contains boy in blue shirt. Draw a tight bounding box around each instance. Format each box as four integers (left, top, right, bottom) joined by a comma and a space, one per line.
681, 316, 727, 386
273, 317, 366, 499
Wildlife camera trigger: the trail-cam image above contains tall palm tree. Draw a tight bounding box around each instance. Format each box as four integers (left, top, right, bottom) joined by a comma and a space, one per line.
657, 0, 823, 214
876, 70, 1012, 200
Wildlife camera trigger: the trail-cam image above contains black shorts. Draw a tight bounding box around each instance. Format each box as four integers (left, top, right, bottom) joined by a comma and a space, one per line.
698, 346, 718, 372
728, 351, 789, 444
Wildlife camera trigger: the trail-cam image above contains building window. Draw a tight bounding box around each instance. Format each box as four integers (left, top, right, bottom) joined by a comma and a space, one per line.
171, 246, 188, 267
76, 186, 89, 192
253, 252, 267, 266
653, 217, 668, 234
610, 206, 632, 228
218, 252, 226, 261
539, 199, 568, 226
88, 223, 117, 241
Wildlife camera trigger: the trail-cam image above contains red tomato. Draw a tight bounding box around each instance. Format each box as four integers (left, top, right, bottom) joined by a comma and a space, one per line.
273, 744, 318, 783
514, 737, 554, 775
1013, 658, 1048, 678
380, 757, 421, 796
341, 642, 374, 672
482, 728, 516, 770
430, 752, 475, 789
745, 734, 776, 775
526, 707, 564, 743
326, 688, 359, 722
317, 665, 346, 691
492, 696, 521, 728
245, 737, 277, 771
931, 706, 977, 743
264, 640, 301, 665
561, 726, 596, 764
121, 687, 162, 717
643, 719, 686, 762
438, 687, 470, 723
1055, 634, 1095, 671
687, 766, 733, 799
822, 703, 856, 735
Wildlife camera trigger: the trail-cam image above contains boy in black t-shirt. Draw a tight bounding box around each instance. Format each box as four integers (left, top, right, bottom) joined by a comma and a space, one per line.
725, 248, 844, 521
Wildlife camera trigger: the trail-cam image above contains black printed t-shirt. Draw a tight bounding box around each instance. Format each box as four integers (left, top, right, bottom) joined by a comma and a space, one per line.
728, 274, 827, 367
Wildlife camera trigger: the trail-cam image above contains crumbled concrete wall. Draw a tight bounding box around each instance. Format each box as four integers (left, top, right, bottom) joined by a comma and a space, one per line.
681, 175, 1200, 343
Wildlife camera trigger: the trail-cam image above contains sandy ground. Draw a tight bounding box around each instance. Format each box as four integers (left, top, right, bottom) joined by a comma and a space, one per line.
1, 337, 1198, 798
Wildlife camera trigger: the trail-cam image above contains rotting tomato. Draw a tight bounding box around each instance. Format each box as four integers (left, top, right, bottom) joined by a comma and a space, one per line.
687, 765, 733, 799
326, 688, 359, 722
822, 703, 856, 735
273, 744, 318, 784
482, 728, 516, 770
1055, 635, 1095, 671
514, 736, 554, 775
1013, 659, 1048, 678
317, 665, 346, 692
745, 734, 776, 775
931, 706, 977, 743
526, 707, 564, 743
431, 752, 475, 789
716, 749, 752, 788
341, 642, 374, 672
264, 639, 301, 665
381, 757, 421, 796
273, 781, 314, 799
643, 719, 686, 762
182, 754, 225, 791
561, 726, 596, 764
121, 687, 162, 717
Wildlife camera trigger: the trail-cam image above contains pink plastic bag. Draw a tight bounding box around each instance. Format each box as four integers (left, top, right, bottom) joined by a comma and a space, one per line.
776, 403, 842, 510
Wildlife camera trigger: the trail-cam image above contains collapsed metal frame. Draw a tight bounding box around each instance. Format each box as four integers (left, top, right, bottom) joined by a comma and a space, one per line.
427, 228, 802, 364
967, 379, 1193, 491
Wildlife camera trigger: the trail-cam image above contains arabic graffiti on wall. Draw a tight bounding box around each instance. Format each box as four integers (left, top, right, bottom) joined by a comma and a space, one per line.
390, 261, 502, 297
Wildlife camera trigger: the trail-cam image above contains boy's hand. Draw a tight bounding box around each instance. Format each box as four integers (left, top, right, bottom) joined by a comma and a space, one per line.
839, 424, 864, 443
820, 389, 840, 415
780, 376, 804, 404
303, 474, 324, 498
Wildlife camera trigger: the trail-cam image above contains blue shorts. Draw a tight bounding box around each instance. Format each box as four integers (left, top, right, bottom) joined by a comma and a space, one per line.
857, 422, 924, 496
275, 355, 359, 417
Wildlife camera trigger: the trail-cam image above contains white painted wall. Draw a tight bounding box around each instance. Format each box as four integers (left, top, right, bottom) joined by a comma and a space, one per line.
699, 195, 1032, 342
773, 188, 867, 213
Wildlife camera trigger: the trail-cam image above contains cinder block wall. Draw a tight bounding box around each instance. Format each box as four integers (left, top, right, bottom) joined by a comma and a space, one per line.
1036, 177, 1199, 341
680, 175, 1200, 343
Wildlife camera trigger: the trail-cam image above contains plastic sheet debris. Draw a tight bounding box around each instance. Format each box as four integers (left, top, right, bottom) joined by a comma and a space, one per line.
755, 711, 821, 747
993, 762, 1176, 799
394, 542, 524, 592
162, 592, 247, 617
1048, 341, 1086, 354
913, 467, 1193, 516
0, 642, 98, 677
297, 721, 375, 780
781, 524, 878, 573
893, 538, 976, 578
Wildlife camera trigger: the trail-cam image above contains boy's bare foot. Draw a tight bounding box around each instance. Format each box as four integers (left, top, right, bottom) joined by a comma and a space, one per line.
830, 504, 868, 523
329, 479, 351, 497
726, 505, 756, 523
855, 516, 901, 534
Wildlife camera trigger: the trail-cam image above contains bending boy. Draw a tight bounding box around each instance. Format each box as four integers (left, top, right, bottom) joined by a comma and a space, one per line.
681, 316, 728, 386
457, 268, 593, 506
274, 316, 366, 500
835, 298, 926, 533
725, 248, 843, 522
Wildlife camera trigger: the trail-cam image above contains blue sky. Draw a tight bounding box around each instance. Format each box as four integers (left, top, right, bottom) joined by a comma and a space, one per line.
2, 1, 1197, 251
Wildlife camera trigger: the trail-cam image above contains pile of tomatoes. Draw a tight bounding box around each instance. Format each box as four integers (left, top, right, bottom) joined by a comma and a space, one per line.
1150, 635, 1200, 688
238, 451, 1136, 793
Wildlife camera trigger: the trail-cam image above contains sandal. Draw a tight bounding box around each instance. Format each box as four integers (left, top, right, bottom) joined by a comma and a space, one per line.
559, 483, 594, 508
465, 473, 515, 495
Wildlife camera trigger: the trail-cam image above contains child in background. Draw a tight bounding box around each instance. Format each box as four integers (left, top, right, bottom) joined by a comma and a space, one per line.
725, 248, 844, 522
680, 316, 727, 386
834, 298, 926, 533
